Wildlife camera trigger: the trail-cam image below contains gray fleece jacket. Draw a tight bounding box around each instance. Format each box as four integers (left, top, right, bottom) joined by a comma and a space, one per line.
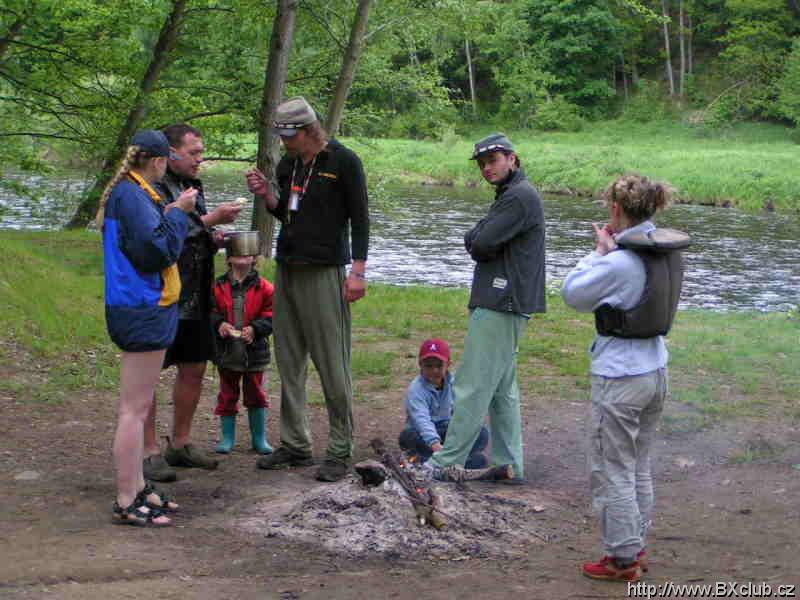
464, 168, 546, 315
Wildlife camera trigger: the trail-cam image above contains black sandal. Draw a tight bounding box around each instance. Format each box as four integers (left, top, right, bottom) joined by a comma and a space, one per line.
112, 497, 170, 527
138, 482, 179, 512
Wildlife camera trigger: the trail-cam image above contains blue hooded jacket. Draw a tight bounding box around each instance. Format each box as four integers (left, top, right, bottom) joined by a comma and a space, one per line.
102, 175, 188, 352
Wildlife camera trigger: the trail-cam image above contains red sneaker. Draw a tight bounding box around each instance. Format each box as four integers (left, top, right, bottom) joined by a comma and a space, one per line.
582, 556, 641, 582
637, 548, 648, 572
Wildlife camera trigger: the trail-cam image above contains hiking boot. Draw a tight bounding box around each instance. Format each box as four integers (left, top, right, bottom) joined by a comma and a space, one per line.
315, 458, 350, 482
143, 454, 177, 483
164, 443, 219, 470
256, 446, 314, 470
582, 556, 641, 582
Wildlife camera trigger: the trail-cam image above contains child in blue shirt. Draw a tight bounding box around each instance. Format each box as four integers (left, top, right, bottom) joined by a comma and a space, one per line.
398, 338, 488, 469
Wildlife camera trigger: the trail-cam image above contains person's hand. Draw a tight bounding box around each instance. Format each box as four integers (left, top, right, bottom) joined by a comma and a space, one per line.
170, 187, 198, 213
593, 223, 618, 256
212, 230, 226, 248
241, 326, 255, 344
210, 202, 242, 226
246, 169, 273, 198
343, 272, 366, 303
431, 441, 443, 453
218, 322, 236, 338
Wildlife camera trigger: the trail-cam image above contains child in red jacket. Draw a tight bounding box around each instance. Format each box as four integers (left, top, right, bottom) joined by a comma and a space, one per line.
210, 248, 275, 455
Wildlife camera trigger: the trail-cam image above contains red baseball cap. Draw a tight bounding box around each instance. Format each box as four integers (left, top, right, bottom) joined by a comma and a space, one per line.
418, 338, 450, 363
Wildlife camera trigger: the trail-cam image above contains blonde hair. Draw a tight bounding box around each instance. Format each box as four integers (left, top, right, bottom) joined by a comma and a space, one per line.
602, 174, 674, 223
94, 145, 157, 229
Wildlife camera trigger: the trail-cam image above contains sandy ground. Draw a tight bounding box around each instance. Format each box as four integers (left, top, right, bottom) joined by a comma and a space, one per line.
1, 353, 800, 600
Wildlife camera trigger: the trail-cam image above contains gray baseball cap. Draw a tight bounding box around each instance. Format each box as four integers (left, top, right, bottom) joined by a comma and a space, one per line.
272, 96, 318, 137
470, 133, 515, 160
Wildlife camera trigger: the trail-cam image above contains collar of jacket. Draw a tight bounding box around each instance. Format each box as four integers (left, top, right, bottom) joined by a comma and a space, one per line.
219, 269, 259, 288
494, 167, 526, 197
164, 167, 203, 190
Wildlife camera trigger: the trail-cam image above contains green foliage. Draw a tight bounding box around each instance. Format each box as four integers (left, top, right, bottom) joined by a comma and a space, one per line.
777, 38, 800, 126
621, 80, 673, 122
532, 96, 584, 132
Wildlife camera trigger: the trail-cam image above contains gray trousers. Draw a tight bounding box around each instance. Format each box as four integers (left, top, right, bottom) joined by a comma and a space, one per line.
273, 263, 353, 461
589, 368, 668, 560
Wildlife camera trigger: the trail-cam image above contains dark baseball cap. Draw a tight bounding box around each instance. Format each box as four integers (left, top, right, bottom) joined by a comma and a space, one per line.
418, 338, 450, 363
470, 133, 515, 160
272, 96, 318, 137
131, 129, 179, 159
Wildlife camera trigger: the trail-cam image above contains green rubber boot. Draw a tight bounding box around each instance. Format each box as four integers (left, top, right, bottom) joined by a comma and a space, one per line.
215, 415, 236, 454
248, 407, 273, 455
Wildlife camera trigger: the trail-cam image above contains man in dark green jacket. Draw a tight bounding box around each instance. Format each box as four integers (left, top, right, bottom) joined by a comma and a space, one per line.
428, 133, 545, 481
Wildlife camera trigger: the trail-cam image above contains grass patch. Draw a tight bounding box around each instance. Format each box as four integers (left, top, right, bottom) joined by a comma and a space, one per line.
728, 436, 784, 464
209, 120, 800, 212
2, 231, 798, 423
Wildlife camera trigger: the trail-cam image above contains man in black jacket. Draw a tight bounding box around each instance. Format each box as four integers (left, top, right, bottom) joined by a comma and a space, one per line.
428, 133, 545, 481
142, 123, 243, 481
246, 97, 369, 482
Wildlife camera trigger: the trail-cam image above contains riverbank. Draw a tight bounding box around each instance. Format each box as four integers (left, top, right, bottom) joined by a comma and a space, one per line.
344, 120, 798, 213
2, 230, 798, 423
210, 119, 798, 213
2, 231, 800, 599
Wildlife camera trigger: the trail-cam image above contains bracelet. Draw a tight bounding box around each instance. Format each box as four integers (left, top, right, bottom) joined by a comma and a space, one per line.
351, 271, 366, 279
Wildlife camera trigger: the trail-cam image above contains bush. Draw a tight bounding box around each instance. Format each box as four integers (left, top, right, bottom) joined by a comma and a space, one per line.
620, 80, 673, 123
777, 38, 800, 126
532, 96, 584, 132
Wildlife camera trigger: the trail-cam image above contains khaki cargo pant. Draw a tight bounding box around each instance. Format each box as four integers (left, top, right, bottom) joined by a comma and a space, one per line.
273, 263, 353, 461
589, 367, 668, 560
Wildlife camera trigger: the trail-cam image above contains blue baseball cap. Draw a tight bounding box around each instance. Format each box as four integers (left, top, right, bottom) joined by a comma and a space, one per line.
131, 129, 180, 159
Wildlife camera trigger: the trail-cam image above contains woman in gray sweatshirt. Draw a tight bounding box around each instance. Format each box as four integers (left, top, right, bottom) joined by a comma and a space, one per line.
563, 174, 677, 583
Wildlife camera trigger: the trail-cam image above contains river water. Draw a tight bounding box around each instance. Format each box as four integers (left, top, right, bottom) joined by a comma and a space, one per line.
1, 170, 798, 312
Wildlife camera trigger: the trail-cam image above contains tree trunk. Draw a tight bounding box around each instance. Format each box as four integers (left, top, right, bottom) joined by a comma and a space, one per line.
661, 0, 675, 97
621, 52, 629, 100
325, 0, 373, 136
678, 0, 686, 98
66, 0, 187, 228
687, 12, 693, 75
465, 37, 477, 116
253, 0, 299, 257
0, 17, 25, 63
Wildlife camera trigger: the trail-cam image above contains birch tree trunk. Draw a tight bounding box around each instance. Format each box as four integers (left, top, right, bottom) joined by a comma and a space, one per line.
325, 0, 373, 136
253, 0, 298, 256
688, 12, 693, 75
678, 0, 686, 98
465, 37, 477, 116
66, 0, 187, 228
661, 0, 675, 97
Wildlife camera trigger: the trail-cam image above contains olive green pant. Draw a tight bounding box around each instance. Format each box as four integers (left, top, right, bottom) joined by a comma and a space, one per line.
273, 263, 353, 461
429, 308, 528, 477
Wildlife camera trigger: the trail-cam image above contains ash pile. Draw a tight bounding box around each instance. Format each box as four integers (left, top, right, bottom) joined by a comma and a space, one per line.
242, 440, 563, 560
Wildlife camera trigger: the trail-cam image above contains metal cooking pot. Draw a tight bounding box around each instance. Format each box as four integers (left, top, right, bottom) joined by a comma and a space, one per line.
225, 231, 260, 256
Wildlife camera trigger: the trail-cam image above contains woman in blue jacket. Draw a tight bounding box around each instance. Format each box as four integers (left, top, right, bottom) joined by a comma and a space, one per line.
96, 130, 197, 526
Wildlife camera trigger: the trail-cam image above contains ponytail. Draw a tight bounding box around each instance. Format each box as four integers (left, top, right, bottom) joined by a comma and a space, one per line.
95, 146, 148, 229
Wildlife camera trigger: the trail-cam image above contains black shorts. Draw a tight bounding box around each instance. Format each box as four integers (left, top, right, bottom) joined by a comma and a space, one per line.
163, 319, 215, 368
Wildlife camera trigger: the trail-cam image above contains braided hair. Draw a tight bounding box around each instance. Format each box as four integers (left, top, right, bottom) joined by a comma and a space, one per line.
95, 146, 156, 229
602, 174, 674, 224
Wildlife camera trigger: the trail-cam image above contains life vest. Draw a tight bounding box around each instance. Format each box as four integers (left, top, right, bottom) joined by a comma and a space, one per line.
594, 228, 691, 339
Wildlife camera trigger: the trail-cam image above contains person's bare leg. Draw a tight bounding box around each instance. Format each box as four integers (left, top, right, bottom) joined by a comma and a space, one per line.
171, 361, 207, 448
143, 394, 160, 457
114, 350, 170, 525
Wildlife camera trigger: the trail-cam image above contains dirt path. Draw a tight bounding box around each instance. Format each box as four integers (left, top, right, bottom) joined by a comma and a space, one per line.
2, 364, 799, 599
